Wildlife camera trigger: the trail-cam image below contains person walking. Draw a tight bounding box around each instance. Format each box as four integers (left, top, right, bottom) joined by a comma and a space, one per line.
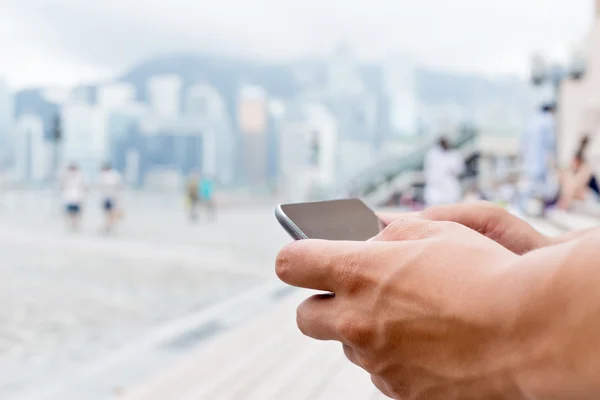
185, 171, 200, 222
423, 137, 465, 206
199, 175, 216, 220
59, 163, 87, 230
99, 163, 123, 233
520, 103, 558, 215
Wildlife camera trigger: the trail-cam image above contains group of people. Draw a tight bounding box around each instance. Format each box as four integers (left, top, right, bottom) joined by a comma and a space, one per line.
522, 103, 600, 215
59, 163, 123, 232
420, 102, 600, 214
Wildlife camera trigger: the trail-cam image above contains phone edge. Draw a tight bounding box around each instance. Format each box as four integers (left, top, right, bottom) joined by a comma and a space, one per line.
275, 204, 309, 240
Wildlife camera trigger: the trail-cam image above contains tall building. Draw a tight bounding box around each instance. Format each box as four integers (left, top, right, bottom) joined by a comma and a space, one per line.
98, 83, 136, 109
0, 78, 13, 164
147, 75, 182, 119
185, 84, 235, 186
14, 114, 48, 182
106, 103, 148, 184
112, 118, 206, 186
383, 56, 419, 140
237, 85, 268, 187
61, 101, 106, 178
279, 102, 339, 201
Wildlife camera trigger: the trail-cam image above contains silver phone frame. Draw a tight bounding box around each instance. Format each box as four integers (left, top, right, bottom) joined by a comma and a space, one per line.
275, 204, 309, 240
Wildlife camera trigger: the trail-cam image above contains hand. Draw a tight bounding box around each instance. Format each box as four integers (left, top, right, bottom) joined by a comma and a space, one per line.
380, 202, 549, 255
276, 219, 570, 399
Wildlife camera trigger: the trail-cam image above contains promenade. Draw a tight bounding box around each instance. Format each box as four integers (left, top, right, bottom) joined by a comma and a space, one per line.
1, 190, 596, 399
0, 190, 289, 399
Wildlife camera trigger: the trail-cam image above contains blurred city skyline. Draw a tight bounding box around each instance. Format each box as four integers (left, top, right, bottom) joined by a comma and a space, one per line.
0, 0, 594, 89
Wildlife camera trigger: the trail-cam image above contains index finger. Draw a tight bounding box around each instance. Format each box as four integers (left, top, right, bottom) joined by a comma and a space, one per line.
275, 239, 372, 292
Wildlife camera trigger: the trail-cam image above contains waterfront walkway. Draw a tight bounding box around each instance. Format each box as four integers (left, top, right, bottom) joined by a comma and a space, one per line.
116, 207, 593, 400
2, 190, 597, 399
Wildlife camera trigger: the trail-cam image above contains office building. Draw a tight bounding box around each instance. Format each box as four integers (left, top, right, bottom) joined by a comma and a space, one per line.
61, 101, 106, 178
383, 56, 419, 140
0, 78, 13, 164
147, 75, 182, 119
111, 117, 210, 186
14, 114, 48, 182
98, 83, 136, 109
185, 84, 235, 186
238, 85, 268, 187
278, 102, 339, 201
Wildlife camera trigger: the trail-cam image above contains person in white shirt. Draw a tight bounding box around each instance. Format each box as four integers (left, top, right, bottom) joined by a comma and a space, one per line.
520, 103, 558, 215
424, 137, 466, 206
99, 163, 122, 233
60, 163, 87, 230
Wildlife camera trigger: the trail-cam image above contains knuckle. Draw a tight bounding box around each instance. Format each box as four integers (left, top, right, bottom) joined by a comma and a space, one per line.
337, 316, 376, 349
336, 253, 364, 293
380, 219, 440, 241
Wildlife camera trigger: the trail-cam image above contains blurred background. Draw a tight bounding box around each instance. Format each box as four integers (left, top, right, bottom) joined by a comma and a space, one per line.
0, 0, 599, 399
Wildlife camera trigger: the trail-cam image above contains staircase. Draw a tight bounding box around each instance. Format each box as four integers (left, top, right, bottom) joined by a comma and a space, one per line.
346, 127, 479, 207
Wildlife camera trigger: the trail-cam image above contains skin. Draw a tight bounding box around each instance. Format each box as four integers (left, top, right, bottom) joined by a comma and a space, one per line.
275, 202, 600, 399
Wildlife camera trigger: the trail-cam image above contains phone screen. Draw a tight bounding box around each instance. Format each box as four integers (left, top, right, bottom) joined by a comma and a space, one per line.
279, 199, 384, 241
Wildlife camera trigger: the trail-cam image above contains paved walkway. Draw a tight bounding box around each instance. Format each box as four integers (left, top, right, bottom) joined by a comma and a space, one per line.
0, 191, 289, 399
117, 209, 580, 400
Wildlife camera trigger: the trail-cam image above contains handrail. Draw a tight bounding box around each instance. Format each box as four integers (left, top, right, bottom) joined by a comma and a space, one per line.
346, 128, 478, 198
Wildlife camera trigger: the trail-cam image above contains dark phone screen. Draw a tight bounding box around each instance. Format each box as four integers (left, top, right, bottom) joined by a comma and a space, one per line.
280, 199, 384, 241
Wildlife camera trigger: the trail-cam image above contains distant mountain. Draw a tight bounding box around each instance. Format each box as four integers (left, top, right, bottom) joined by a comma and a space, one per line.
120, 54, 301, 116
14, 53, 532, 133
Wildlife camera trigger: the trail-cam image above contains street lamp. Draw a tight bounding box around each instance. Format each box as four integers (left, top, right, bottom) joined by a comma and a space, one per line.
51, 113, 62, 182
530, 50, 586, 102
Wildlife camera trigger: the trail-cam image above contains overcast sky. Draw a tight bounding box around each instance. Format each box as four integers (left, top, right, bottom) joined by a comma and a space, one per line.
0, 0, 594, 89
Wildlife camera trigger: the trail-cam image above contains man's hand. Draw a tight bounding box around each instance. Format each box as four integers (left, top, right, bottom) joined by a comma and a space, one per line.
276, 218, 600, 399
380, 202, 550, 255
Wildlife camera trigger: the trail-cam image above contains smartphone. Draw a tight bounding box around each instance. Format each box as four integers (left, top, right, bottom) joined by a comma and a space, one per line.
275, 199, 384, 241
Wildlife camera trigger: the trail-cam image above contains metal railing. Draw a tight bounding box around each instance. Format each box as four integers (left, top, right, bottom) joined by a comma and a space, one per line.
344, 128, 479, 204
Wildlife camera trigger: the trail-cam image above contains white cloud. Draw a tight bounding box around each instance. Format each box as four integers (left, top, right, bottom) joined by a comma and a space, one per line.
0, 0, 594, 88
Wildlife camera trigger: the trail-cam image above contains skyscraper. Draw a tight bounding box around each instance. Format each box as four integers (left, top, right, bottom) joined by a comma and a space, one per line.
14, 114, 48, 183
278, 102, 339, 201
61, 101, 105, 178
98, 82, 136, 109
147, 75, 182, 119
0, 78, 13, 165
185, 84, 235, 186
383, 56, 419, 140
237, 85, 268, 188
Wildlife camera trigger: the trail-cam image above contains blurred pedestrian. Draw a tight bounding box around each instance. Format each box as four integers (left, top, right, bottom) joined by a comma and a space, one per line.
99, 162, 123, 233
520, 103, 558, 215
558, 135, 594, 210
59, 163, 87, 230
200, 175, 216, 220
185, 170, 200, 222
424, 137, 465, 206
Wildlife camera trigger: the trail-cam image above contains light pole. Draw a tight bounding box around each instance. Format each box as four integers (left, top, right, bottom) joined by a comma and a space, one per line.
51, 113, 62, 183
531, 50, 586, 104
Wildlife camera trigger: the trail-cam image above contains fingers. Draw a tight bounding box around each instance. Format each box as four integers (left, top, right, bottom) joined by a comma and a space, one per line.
276, 239, 372, 292
296, 294, 342, 341
420, 201, 506, 234
377, 211, 420, 226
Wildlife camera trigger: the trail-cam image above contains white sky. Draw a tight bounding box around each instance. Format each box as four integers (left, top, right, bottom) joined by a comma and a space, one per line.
0, 0, 594, 89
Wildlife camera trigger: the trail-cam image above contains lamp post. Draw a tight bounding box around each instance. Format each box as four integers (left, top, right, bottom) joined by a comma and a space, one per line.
51, 113, 62, 182
531, 50, 586, 104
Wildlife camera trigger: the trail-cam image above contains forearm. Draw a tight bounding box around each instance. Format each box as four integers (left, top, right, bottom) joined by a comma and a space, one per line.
515, 235, 600, 399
